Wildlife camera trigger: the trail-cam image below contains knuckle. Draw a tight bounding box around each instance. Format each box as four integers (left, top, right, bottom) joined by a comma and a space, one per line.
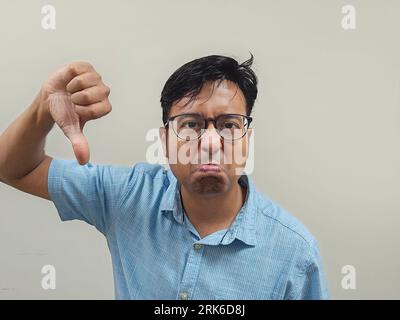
87, 108, 98, 118
74, 77, 84, 88
80, 92, 90, 102
69, 61, 93, 74
78, 61, 93, 69
66, 63, 77, 76
104, 85, 111, 96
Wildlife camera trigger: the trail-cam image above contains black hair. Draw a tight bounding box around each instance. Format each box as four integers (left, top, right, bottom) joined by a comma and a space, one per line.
160, 54, 258, 124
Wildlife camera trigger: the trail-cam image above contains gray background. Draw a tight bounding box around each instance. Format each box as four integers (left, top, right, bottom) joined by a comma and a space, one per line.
0, 0, 399, 299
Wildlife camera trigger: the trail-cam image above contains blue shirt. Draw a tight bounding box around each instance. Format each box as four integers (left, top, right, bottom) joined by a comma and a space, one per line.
48, 159, 329, 300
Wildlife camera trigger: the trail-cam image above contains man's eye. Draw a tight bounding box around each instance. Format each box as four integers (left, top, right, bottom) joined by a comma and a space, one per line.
182, 121, 199, 128
223, 122, 240, 129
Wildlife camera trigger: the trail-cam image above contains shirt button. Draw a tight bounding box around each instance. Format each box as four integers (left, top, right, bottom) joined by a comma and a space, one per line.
179, 292, 189, 300
193, 243, 202, 250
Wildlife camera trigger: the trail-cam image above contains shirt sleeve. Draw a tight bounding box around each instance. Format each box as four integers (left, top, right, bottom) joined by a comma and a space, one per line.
294, 239, 330, 300
47, 158, 139, 235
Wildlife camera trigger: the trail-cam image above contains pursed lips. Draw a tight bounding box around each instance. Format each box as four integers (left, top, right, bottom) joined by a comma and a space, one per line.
195, 163, 223, 173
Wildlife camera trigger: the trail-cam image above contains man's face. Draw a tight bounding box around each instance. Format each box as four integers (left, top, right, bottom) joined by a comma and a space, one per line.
160, 80, 252, 197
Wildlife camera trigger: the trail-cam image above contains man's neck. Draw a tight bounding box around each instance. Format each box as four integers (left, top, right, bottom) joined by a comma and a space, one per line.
180, 180, 247, 239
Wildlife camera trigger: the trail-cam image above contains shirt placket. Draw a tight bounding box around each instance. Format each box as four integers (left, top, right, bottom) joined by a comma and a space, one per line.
176, 242, 205, 300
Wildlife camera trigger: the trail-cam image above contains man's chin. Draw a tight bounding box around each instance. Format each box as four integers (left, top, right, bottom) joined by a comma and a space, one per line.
190, 174, 228, 195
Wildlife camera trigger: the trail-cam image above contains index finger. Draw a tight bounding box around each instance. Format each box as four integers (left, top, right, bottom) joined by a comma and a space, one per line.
60, 61, 94, 87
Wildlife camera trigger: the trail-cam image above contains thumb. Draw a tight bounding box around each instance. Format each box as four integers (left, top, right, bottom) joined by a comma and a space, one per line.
63, 125, 90, 165
47, 93, 91, 165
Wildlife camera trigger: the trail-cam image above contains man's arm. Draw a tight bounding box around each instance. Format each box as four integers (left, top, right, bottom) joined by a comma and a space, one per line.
0, 61, 112, 200
294, 240, 330, 300
0, 93, 54, 200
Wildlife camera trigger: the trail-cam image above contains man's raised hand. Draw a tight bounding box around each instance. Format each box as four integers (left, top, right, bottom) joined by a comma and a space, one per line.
40, 62, 112, 165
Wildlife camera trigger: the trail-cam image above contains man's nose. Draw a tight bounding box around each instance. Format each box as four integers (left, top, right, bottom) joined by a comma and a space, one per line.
199, 123, 223, 162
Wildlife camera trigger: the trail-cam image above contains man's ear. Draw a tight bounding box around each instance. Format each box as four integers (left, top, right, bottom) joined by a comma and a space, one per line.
159, 127, 168, 158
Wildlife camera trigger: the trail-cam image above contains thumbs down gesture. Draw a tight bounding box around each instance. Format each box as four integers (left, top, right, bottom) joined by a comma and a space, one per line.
40, 61, 112, 165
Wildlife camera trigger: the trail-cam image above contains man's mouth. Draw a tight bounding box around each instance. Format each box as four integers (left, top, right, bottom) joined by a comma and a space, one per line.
196, 164, 222, 173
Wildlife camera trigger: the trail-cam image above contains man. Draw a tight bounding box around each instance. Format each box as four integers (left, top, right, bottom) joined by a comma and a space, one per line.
0, 55, 329, 299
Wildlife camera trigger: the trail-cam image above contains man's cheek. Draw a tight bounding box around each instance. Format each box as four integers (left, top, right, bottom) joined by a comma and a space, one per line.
226, 140, 248, 168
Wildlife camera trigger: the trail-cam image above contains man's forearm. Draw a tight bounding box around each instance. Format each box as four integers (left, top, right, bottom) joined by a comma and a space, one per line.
0, 91, 54, 183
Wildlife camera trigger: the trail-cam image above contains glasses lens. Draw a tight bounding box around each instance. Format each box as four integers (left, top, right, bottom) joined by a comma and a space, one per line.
172, 114, 204, 141
217, 115, 248, 140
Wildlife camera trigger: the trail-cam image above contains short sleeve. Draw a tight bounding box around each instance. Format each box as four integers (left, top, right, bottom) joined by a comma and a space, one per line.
294, 239, 330, 300
47, 158, 139, 235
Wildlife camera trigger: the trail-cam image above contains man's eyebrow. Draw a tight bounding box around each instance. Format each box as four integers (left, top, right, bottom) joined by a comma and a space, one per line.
175, 112, 202, 116
174, 111, 237, 118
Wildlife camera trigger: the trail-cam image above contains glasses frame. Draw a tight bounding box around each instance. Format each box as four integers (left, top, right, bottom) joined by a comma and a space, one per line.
164, 113, 253, 141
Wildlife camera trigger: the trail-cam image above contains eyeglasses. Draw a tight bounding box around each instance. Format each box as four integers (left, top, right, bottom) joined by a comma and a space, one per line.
164, 113, 253, 141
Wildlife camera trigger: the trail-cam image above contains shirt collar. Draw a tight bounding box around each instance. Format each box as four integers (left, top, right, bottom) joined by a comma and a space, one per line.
160, 168, 183, 223
160, 168, 258, 247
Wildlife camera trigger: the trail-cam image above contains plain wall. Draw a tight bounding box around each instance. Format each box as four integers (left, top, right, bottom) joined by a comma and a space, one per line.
0, 0, 399, 299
